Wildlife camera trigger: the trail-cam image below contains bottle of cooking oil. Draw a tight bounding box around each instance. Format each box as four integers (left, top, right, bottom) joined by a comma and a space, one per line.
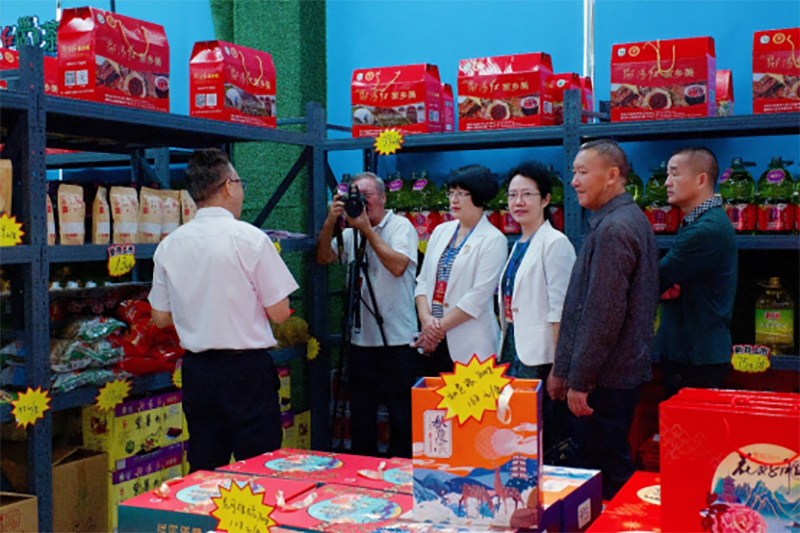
755, 277, 795, 355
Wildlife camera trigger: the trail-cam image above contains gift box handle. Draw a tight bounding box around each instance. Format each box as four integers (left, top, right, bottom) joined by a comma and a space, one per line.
106, 14, 150, 60
497, 384, 513, 425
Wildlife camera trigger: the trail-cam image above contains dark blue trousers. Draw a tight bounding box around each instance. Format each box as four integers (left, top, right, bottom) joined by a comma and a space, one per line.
183, 348, 282, 472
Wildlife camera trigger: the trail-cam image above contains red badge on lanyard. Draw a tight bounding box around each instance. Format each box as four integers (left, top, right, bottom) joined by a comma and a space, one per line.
504, 295, 514, 323
433, 280, 447, 306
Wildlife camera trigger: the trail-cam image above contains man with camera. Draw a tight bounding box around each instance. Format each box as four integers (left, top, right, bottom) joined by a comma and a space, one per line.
316, 172, 419, 457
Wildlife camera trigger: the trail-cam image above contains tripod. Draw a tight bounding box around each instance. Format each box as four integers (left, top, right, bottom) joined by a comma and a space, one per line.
330, 228, 388, 450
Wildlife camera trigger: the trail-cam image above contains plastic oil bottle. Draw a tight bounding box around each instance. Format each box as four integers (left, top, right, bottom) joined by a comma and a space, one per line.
719, 158, 757, 234
625, 163, 646, 211
547, 165, 565, 232
410, 170, 440, 252
755, 277, 795, 356
756, 157, 795, 234
645, 161, 679, 234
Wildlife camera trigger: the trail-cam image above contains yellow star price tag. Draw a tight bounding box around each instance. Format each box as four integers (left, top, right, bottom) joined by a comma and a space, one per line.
0, 213, 24, 246
731, 345, 771, 373
374, 129, 404, 155
107, 244, 136, 277
11, 387, 51, 428
172, 361, 183, 389
435, 355, 512, 425
211, 481, 276, 533
95, 379, 131, 411
306, 337, 320, 361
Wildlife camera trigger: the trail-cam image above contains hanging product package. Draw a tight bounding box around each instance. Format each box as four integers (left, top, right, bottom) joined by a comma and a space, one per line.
412, 376, 542, 529
46, 193, 56, 245
611, 37, 716, 121
138, 187, 163, 243
57, 184, 85, 245
180, 190, 196, 224
156, 190, 180, 239
57, 7, 170, 112
660, 388, 800, 532
0, 159, 11, 215
92, 186, 111, 245
189, 40, 277, 128
110, 187, 139, 244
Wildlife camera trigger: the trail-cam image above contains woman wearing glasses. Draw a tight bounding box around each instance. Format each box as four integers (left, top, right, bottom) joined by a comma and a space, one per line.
498, 161, 576, 448
414, 164, 507, 376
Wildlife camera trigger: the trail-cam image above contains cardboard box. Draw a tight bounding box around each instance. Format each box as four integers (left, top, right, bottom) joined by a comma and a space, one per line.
219, 448, 412, 494
412, 378, 543, 529
0, 493, 37, 533
611, 37, 716, 121
0, 444, 108, 533
716, 69, 734, 116
552, 73, 581, 125
58, 7, 170, 112
110, 442, 185, 532
458, 52, 555, 130
351, 63, 443, 137
542, 465, 602, 532
753, 27, 800, 114
270, 483, 413, 533
442, 83, 455, 132
189, 40, 276, 127
118, 470, 315, 533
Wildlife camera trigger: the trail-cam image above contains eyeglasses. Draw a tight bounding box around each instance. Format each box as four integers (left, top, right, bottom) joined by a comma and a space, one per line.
507, 191, 541, 201
447, 191, 471, 200
214, 178, 248, 192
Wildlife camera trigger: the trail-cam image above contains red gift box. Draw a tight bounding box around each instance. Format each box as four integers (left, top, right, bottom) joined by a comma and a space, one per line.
716, 69, 734, 116
580, 76, 595, 122
351, 63, 443, 137
552, 73, 581, 125
0, 50, 59, 94
753, 27, 800, 114
611, 37, 716, 121
660, 389, 800, 533
458, 52, 555, 130
270, 483, 412, 533
117, 470, 315, 533
603, 472, 661, 521
58, 7, 169, 112
587, 510, 662, 532
189, 40, 276, 128
442, 82, 455, 132
218, 448, 413, 494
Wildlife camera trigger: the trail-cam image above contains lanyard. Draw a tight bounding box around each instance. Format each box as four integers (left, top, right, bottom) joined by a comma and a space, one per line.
444, 223, 476, 268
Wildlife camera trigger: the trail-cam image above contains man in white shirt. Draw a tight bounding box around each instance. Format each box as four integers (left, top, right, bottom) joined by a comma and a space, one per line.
150, 148, 298, 472
316, 172, 419, 457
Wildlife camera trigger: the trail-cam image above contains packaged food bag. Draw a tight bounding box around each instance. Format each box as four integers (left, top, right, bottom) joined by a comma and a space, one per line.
92, 186, 111, 244
753, 27, 800, 114
137, 187, 162, 243
189, 41, 276, 127
180, 190, 196, 224
58, 7, 170, 112
716, 69, 734, 116
58, 184, 85, 245
46, 193, 56, 244
412, 375, 543, 529
156, 190, 179, 239
0, 159, 11, 215
660, 388, 800, 532
110, 186, 138, 244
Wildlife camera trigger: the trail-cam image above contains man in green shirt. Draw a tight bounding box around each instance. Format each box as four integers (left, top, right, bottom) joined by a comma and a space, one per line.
656, 147, 738, 398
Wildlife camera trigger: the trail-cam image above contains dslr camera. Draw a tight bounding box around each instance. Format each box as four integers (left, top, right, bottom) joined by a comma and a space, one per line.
343, 184, 366, 218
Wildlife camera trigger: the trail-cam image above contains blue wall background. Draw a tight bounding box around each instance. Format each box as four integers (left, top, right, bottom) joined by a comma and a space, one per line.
2, 1, 798, 185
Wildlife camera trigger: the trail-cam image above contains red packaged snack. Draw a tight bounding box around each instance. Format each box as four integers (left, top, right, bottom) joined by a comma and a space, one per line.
351, 63, 443, 137
716, 69, 734, 116
189, 40, 276, 128
458, 53, 555, 130
580, 76, 594, 122
611, 37, 716, 121
551, 73, 581, 125
58, 7, 170, 112
753, 27, 800, 114
0, 50, 59, 94
117, 299, 152, 325
442, 82, 455, 132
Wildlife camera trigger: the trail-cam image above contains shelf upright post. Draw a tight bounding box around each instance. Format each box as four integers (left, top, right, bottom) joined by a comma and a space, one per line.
17, 45, 54, 533
563, 89, 584, 249
307, 101, 331, 449
153, 147, 171, 189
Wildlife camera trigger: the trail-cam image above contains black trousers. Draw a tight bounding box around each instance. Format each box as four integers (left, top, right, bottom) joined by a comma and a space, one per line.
182, 348, 282, 472
416, 337, 455, 378
661, 359, 730, 399
348, 344, 417, 458
568, 386, 640, 500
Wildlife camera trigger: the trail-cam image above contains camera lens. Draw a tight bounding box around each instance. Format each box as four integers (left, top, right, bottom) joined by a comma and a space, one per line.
343, 187, 365, 218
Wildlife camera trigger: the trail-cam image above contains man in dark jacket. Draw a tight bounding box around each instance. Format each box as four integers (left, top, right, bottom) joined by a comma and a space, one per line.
549, 139, 659, 500
656, 147, 737, 398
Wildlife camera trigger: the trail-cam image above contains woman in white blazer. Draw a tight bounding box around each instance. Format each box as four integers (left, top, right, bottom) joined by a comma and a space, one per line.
415, 165, 508, 376
497, 161, 576, 450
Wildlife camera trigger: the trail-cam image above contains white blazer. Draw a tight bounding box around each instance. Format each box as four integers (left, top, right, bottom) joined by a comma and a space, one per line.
497, 221, 576, 366
416, 215, 508, 364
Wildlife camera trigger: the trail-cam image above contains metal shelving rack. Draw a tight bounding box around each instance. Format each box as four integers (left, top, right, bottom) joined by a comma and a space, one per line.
0, 47, 329, 532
